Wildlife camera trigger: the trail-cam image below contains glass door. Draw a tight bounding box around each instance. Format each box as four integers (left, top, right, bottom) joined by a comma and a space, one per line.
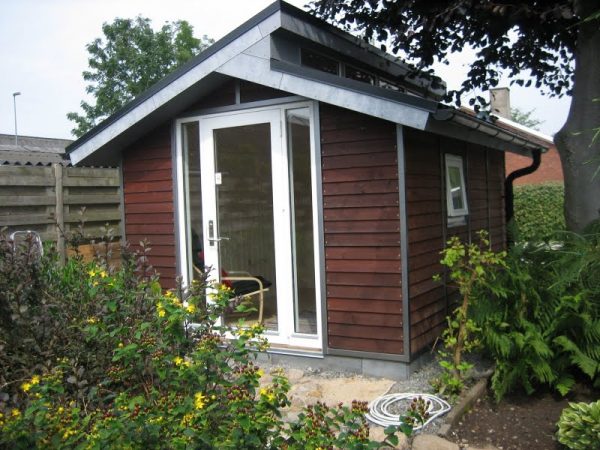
195, 106, 320, 349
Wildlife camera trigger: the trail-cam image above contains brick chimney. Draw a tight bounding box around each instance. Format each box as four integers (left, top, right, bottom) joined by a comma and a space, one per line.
490, 87, 511, 119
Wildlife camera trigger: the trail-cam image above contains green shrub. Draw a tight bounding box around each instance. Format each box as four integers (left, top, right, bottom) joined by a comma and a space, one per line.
513, 182, 565, 241
0, 231, 402, 449
557, 400, 600, 450
471, 228, 600, 401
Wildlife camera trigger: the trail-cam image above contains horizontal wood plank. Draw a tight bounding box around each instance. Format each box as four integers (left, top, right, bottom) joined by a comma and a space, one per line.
324, 207, 399, 221
327, 298, 402, 314
324, 220, 399, 233
328, 336, 403, 354
325, 246, 400, 260
326, 285, 402, 301
323, 193, 399, 208
328, 323, 402, 341
323, 179, 398, 196
326, 259, 401, 273
328, 311, 402, 327
326, 272, 401, 287
325, 232, 400, 247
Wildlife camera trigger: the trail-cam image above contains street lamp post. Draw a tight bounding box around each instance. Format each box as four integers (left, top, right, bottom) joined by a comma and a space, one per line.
13, 92, 21, 146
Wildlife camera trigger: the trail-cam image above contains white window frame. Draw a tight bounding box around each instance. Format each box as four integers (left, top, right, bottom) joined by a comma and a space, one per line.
444, 153, 469, 218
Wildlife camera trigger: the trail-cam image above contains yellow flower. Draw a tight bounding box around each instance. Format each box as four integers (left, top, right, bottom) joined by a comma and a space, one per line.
99, 270, 107, 278
118, 342, 124, 348
62, 428, 76, 440
186, 304, 196, 314
259, 387, 275, 402
21, 382, 32, 392
181, 412, 194, 426
173, 356, 184, 366
88, 269, 96, 277
165, 291, 174, 298
85, 317, 98, 324
11, 409, 21, 417
194, 392, 206, 410
183, 360, 192, 368
257, 369, 264, 378
92, 281, 99, 287
58, 406, 64, 414
31, 375, 40, 385
158, 309, 166, 317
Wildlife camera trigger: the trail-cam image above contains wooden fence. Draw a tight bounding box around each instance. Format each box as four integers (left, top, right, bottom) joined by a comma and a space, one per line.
0, 164, 122, 259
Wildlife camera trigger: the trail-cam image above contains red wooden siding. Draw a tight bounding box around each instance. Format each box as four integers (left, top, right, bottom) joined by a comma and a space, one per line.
404, 130, 446, 355
320, 104, 404, 355
404, 129, 506, 356
122, 125, 177, 288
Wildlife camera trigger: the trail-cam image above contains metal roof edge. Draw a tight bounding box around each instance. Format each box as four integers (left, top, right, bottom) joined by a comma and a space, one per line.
430, 108, 551, 155
495, 116, 554, 145
270, 59, 439, 113
66, 0, 283, 154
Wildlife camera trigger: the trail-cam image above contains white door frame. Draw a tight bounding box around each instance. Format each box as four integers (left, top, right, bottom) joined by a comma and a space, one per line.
175, 102, 322, 349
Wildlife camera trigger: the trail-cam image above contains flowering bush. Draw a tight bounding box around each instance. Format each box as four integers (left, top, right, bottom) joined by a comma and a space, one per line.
0, 231, 401, 448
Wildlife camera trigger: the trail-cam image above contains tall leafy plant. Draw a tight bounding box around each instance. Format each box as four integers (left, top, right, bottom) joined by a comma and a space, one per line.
471, 226, 600, 401
432, 231, 506, 397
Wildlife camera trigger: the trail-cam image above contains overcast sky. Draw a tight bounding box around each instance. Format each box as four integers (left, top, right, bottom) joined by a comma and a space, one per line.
1, 0, 570, 140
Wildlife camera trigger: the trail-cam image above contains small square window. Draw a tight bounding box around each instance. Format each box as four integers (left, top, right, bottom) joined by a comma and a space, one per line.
300, 48, 340, 75
445, 154, 469, 217
345, 65, 376, 85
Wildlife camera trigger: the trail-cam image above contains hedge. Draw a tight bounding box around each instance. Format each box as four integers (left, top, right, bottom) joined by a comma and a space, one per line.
513, 182, 565, 241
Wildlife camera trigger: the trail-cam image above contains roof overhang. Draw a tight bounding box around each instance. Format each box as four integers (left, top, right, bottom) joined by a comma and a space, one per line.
427, 109, 551, 157
67, 0, 548, 166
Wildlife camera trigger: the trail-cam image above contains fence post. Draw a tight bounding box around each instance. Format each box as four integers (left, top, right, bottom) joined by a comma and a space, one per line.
54, 163, 65, 264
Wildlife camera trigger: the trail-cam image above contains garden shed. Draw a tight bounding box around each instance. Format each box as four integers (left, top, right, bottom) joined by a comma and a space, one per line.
67, 1, 549, 376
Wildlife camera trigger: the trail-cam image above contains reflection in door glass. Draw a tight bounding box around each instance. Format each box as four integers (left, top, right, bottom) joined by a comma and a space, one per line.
287, 108, 317, 334
214, 124, 278, 330
182, 122, 204, 281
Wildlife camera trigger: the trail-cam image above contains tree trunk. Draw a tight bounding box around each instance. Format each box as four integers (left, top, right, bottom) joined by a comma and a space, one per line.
554, 0, 600, 232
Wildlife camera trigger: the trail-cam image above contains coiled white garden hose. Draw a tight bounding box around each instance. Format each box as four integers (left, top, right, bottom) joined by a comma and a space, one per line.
365, 393, 451, 430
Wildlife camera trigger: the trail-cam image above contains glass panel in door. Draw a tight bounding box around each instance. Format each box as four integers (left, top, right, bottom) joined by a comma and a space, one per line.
212, 123, 278, 330
286, 109, 317, 334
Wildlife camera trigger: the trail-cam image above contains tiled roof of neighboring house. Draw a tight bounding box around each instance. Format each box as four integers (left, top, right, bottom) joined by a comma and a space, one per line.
458, 107, 554, 149
0, 134, 73, 165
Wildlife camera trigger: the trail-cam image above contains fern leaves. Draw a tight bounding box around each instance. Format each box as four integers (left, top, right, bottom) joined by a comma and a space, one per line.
472, 228, 600, 401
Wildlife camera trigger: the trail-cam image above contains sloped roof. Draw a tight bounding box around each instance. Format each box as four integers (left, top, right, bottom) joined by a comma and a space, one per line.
67, 0, 551, 166
0, 134, 72, 165
456, 107, 554, 149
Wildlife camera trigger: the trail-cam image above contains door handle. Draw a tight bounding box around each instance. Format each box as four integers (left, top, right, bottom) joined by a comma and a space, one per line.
208, 236, 229, 243
207, 220, 229, 246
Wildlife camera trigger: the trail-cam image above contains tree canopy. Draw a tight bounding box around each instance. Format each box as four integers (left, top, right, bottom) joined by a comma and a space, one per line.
67, 17, 213, 137
310, 1, 577, 105
310, 0, 599, 231
511, 108, 544, 131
